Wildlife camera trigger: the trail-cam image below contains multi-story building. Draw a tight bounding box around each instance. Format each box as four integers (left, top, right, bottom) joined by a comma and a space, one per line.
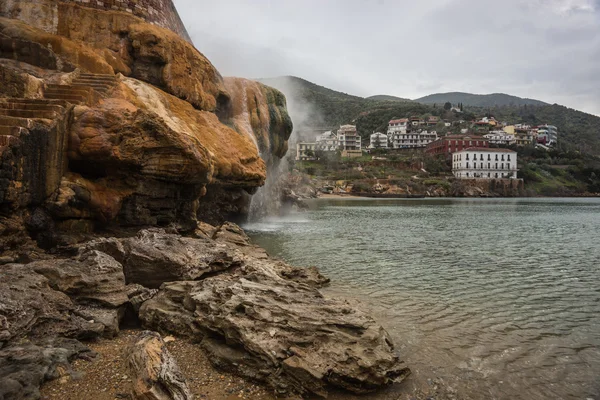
484, 131, 516, 146
338, 124, 362, 157
536, 125, 558, 146
389, 130, 437, 149
452, 148, 518, 179
295, 142, 317, 161
410, 116, 423, 127
369, 132, 389, 149
315, 131, 339, 151
425, 135, 489, 157
427, 116, 440, 126
387, 118, 409, 134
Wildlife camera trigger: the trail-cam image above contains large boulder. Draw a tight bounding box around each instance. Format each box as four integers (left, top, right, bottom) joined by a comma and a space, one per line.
0, 264, 106, 345
83, 228, 244, 289
139, 242, 409, 397
127, 331, 193, 400
30, 249, 128, 308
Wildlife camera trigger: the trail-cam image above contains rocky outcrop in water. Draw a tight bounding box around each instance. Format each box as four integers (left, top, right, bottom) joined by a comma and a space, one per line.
138, 225, 409, 398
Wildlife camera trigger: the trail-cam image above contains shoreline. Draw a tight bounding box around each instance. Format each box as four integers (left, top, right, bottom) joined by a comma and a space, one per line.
316, 193, 600, 199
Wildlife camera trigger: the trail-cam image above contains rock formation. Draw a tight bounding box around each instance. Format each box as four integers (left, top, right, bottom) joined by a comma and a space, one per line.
128, 331, 193, 400
0, 1, 292, 248
0, 2, 410, 399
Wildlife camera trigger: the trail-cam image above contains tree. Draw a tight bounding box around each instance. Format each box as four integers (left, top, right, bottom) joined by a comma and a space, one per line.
444, 102, 452, 110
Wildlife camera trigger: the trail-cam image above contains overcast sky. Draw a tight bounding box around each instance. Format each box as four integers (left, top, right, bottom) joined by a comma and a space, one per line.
176, 0, 600, 116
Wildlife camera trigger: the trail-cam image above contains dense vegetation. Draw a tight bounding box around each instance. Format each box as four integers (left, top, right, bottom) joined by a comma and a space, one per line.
414, 92, 548, 107
260, 76, 600, 156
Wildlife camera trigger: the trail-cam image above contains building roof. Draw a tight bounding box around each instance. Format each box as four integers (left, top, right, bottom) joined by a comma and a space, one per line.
458, 147, 516, 153
442, 135, 489, 140
389, 118, 408, 124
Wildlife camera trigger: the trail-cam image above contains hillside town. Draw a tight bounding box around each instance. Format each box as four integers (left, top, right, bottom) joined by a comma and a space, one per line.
296, 114, 559, 181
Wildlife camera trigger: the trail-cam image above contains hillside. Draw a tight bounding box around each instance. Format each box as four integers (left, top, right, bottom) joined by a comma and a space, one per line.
366, 94, 413, 102
259, 76, 600, 155
258, 76, 414, 129
415, 92, 548, 107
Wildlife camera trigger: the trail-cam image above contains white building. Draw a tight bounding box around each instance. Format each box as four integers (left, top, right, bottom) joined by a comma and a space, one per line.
389, 130, 438, 149
369, 132, 389, 149
452, 148, 518, 179
315, 130, 339, 151
387, 118, 409, 134
338, 124, 362, 157
536, 125, 558, 146
484, 131, 516, 146
295, 142, 317, 161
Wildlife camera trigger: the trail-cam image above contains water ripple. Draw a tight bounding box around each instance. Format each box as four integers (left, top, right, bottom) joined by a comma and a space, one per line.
246, 198, 600, 400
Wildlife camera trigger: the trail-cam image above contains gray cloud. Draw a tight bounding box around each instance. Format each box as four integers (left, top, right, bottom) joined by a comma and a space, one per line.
176, 0, 600, 115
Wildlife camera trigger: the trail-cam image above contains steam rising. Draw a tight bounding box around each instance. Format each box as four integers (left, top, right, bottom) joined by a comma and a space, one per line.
248, 77, 323, 220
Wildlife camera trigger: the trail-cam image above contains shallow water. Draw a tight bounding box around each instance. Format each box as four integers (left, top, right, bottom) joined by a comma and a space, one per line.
244, 197, 600, 400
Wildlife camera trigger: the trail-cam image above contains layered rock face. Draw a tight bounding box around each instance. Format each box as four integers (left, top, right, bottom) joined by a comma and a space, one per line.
0, 2, 292, 247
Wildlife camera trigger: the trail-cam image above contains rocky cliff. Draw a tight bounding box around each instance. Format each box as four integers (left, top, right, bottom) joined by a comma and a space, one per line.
0, 3, 292, 249
0, 4, 411, 400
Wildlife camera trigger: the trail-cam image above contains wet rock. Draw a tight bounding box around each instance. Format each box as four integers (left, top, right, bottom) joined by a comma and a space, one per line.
140, 258, 409, 397
128, 331, 193, 400
83, 228, 244, 289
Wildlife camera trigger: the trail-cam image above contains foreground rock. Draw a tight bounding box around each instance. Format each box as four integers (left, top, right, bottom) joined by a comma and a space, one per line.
0, 338, 92, 400
83, 228, 244, 289
128, 331, 193, 400
139, 226, 410, 398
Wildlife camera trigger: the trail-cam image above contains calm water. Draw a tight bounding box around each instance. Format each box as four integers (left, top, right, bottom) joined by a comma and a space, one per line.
244, 198, 600, 400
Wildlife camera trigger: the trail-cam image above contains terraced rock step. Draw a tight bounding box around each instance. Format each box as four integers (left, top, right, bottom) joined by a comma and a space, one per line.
0, 102, 65, 113
42, 73, 117, 106
0, 108, 59, 119
0, 115, 37, 128
0, 125, 27, 135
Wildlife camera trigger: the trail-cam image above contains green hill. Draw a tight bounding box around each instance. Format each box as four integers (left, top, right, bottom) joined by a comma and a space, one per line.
366, 95, 413, 102
415, 92, 548, 107
258, 76, 600, 155
257, 76, 414, 129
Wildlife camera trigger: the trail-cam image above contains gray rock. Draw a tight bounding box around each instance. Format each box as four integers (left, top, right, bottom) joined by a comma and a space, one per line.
0, 338, 93, 400
127, 331, 193, 400
126, 284, 159, 314
0, 264, 104, 344
83, 228, 244, 288
30, 249, 128, 308
140, 258, 410, 397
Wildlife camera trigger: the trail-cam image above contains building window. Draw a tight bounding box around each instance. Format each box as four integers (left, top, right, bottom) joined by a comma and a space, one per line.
480, 163, 483, 168
495, 155, 498, 161
480, 154, 483, 161
488, 163, 490, 168
508, 155, 511, 161
467, 162, 470, 168
488, 173, 491, 177
466, 154, 469, 160
495, 173, 498, 178
488, 154, 491, 161
501, 163, 504, 169
501, 155, 505, 161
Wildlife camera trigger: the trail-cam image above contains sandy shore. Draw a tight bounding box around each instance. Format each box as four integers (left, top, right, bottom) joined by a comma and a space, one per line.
40, 329, 291, 400
39, 329, 459, 400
